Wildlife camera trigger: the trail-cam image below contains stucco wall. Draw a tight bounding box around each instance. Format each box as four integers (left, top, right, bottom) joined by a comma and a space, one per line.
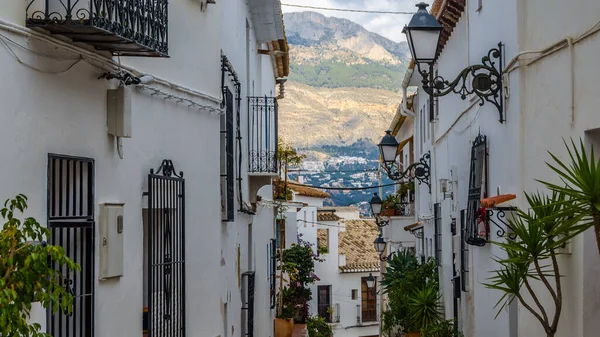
0, 1, 281, 336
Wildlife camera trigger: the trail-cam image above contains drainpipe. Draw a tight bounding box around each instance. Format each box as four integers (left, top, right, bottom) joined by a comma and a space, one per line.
400, 67, 416, 117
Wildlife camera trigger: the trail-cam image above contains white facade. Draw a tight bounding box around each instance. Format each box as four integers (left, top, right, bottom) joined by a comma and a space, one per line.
297, 210, 381, 337
402, 1, 600, 337
1, 1, 288, 337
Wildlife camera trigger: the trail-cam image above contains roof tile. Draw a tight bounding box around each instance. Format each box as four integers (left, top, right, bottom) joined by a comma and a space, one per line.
338, 220, 380, 273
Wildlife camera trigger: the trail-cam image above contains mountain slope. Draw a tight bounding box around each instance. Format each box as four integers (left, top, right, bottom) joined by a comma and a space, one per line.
285, 11, 410, 92
278, 82, 400, 148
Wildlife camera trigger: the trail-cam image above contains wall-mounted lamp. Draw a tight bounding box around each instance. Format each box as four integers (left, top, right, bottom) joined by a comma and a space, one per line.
439, 178, 453, 200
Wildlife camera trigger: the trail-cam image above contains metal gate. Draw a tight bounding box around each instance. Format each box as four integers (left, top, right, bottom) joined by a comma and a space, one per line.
147, 160, 186, 337
47, 154, 95, 337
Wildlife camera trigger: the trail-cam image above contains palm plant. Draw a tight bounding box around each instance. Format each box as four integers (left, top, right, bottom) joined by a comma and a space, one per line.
485, 138, 597, 337
541, 138, 600, 254
408, 285, 443, 330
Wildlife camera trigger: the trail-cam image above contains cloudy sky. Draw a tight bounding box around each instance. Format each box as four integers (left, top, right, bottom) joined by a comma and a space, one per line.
281, 0, 419, 43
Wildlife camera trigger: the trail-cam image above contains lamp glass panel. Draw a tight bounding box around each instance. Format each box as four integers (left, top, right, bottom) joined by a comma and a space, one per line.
380, 144, 398, 163
408, 29, 441, 63
371, 202, 382, 216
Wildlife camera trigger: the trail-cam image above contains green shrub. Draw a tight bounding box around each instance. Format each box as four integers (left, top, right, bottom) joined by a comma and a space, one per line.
307, 315, 333, 337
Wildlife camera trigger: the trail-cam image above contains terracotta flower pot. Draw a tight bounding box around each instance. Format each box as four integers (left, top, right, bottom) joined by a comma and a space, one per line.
408, 332, 421, 337
274, 318, 294, 337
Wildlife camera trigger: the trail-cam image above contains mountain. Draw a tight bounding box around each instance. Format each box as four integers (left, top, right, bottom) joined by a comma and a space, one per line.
279, 12, 409, 206
278, 82, 400, 148
285, 11, 410, 91
279, 12, 409, 148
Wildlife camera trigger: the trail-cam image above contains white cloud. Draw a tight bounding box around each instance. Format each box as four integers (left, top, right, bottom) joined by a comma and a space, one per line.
281, 0, 418, 42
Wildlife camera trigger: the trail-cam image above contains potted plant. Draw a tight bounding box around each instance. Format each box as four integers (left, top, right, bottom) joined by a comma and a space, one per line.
275, 287, 295, 337
382, 194, 401, 216
408, 285, 443, 336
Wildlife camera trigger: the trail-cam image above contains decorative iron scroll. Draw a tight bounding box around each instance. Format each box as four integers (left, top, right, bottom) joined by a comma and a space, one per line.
26, 0, 169, 56
486, 207, 517, 240
417, 43, 504, 122
384, 152, 431, 192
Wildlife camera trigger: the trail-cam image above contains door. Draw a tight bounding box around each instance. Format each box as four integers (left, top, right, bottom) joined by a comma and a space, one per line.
47, 154, 95, 337
146, 160, 186, 337
317, 285, 331, 323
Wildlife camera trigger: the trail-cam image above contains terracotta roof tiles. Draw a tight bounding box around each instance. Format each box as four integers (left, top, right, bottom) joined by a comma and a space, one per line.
338, 220, 380, 273
317, 212, 341, 221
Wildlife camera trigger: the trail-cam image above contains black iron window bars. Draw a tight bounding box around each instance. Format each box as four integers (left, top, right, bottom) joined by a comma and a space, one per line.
145, 159, 186, 337
465, 134, 488, 247
47, 154, 95, 337
434, 203, 442, 267
248, 96, 278, 173
26, 0, 169, 57
460, 210, 469, 292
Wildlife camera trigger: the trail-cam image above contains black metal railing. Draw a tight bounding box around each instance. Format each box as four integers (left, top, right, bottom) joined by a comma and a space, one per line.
47, 154, 95, 337
242, 271, 255, 337
460, 210, 469, 292
465, 134, 488, 247
248, 96, 278, 173
486, 207, 517, 239
434, 203, 442, 267
146, 160, 186, 337
26, 0, 168, 57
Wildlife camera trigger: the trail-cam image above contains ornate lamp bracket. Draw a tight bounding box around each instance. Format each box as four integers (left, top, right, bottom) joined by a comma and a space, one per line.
417, 43, 505, 123
383, 152, 431, 193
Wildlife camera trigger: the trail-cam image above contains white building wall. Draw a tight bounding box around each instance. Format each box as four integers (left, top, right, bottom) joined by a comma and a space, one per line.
299, 218, 380, 337
514, 1, 600, 336
410, 1, 600, 337
0, 1, 282, 337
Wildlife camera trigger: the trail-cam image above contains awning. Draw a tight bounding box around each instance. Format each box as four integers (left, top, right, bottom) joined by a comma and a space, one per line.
396, 135, 414, 155
404, 221, 423, 232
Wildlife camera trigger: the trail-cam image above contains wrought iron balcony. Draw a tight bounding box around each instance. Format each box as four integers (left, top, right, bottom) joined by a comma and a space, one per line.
248, 96, 278, 174
26, 0, 168, 57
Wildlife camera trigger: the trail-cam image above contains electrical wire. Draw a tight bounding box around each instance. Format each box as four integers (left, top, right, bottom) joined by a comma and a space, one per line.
0, 34, 82, 74
281, 3, 415, 15
286, 181, 404, 191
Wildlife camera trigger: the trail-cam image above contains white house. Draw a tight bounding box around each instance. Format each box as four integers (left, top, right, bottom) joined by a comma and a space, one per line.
302, 209, 382, 337
1, 1, 289, 337
397, 0, 600, 336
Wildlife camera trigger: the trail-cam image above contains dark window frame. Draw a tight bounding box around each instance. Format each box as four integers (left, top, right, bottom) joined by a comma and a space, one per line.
460, 209, 469, 292
317, 285, 332, 323
361, 277, 377, 322
221, 87, 235, 222
434, 203, 442, 267
465, 134, 488, 246
46, 154, 95, 337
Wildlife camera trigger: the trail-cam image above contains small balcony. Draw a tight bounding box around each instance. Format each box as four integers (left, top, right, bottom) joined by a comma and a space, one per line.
248, 96, 278, 174
26, 0, 168, 57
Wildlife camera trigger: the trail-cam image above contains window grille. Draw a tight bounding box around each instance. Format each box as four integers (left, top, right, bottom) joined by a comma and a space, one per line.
242, 271, 255, 337
46, 154, 95, 337
270, 239, 277, 309
221, 87, 234, 221
465, 134, 488, 246
460, 209, 469, 292
434, 203, 442, 266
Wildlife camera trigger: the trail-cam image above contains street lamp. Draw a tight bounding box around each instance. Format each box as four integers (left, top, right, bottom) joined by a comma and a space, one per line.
403, 2, 442, 64
377, 131, 431, 192
373, 234, 394, 262
369, 193, 389, 228
403, 2, 505, 123
366, 273, 376, 289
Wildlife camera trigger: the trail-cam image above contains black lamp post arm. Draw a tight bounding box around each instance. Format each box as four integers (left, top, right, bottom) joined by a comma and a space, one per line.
416, 43, 504, 123
384, 152, 431, 192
